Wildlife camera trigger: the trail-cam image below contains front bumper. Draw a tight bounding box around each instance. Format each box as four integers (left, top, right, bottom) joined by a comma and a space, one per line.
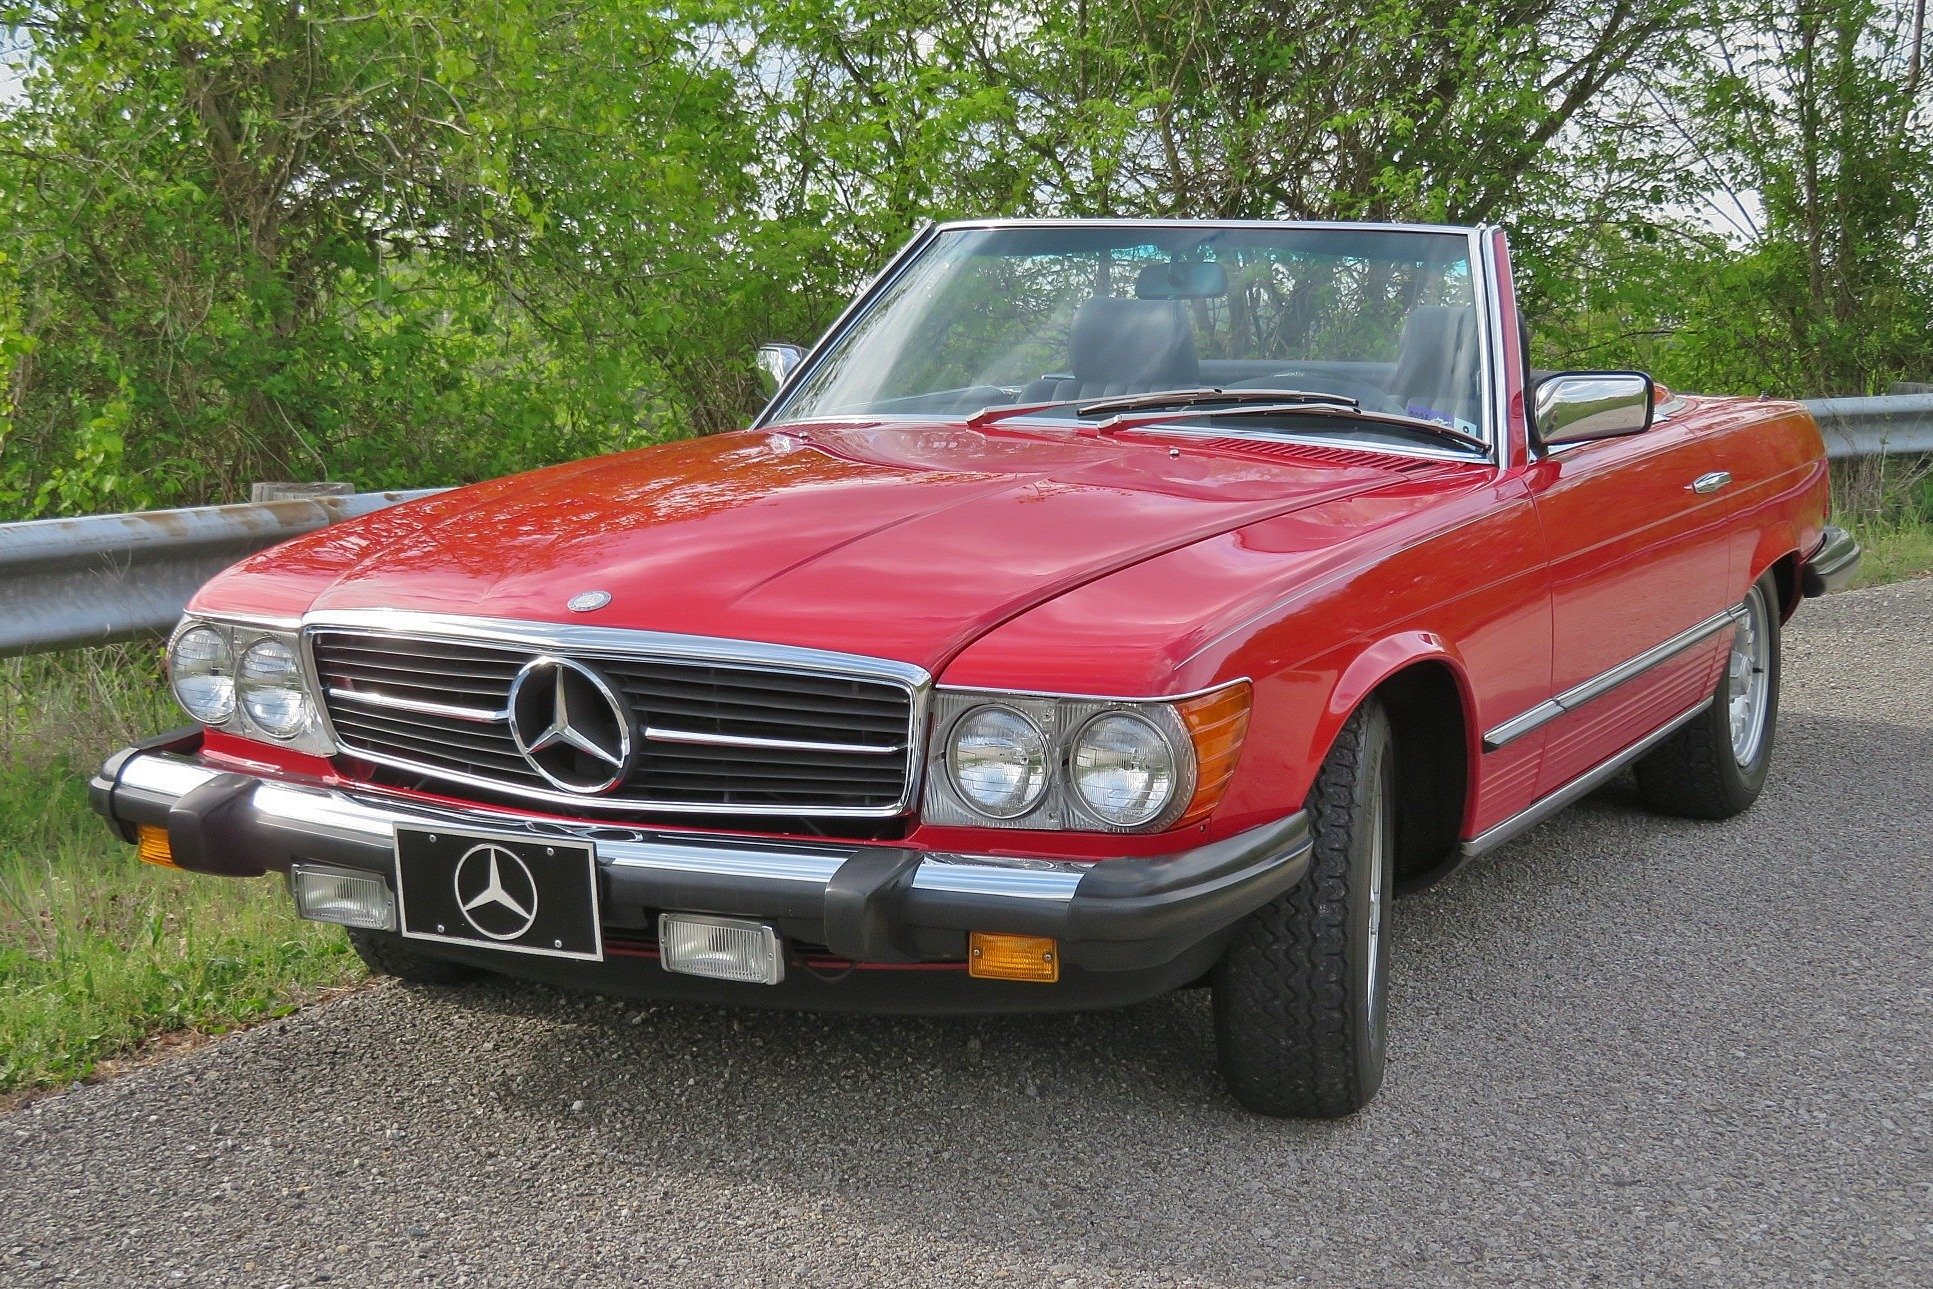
91, 731, 1311, 1012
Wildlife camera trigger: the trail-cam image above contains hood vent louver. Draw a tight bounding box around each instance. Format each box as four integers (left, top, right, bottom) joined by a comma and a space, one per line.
1194, 438, 1451, 473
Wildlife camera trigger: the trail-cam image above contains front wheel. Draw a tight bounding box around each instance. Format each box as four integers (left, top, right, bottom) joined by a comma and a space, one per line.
1212, 699, 1395, 1118
1634, 575, 1781, 820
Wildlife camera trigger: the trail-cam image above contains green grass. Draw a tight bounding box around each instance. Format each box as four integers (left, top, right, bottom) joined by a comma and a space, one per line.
1836, 458, 1933, 589
1847, 518, 1933, 588
0, 648, 362, 1098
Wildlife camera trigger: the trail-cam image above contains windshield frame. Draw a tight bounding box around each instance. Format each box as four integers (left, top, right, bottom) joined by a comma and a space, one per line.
755, 218, 1508, 466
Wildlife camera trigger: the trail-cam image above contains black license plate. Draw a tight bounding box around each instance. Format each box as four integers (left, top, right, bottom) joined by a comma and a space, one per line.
394, 826, 602, 961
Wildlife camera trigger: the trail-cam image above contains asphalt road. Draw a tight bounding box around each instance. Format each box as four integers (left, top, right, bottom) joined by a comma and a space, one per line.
3, 580, 1928, 1287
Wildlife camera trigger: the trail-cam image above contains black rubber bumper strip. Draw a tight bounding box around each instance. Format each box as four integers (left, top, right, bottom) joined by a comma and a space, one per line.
821, 846, 927, 962
88, 726, 202, 843
167, 773, 270, 876
1802, 525, 1862, 597
883, 812, 1314, 970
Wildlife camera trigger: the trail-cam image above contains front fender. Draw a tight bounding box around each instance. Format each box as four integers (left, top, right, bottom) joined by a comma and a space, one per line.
1312, 632, 1478, 769
1207, 628, 1483, 837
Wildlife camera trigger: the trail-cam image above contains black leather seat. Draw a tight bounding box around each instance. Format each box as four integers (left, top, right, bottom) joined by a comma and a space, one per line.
1389, 305, 1479, 426
1024, 296, 1201, 402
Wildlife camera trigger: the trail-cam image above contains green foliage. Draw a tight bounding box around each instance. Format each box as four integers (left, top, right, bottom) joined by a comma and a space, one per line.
1524, 0, 1932, 396
0, 0, 1929, 520
0, 1, 810, 517
0, 647, 361, 1095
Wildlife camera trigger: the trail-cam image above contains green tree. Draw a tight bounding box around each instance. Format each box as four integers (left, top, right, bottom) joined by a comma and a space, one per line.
0, 1, 797, 517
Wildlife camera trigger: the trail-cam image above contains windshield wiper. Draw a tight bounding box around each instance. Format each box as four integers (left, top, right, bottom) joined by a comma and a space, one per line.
964, 386, 1356, 429
1078, 387, 1361, 416
962, 386, 1488, 454
1093, 402, 1492, 454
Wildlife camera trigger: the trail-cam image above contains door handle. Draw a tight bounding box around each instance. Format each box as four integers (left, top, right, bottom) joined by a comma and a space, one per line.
1688, 471, 1732, 494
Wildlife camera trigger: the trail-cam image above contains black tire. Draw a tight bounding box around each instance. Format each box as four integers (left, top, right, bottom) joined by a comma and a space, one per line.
1212, 699, 1395, 1118
1634, 576, 1781, 820
346, 928, 484, 987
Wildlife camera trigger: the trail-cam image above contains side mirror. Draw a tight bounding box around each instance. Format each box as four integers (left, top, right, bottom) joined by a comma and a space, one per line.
755, 343, 806, 397
1534, 371, 1656, 447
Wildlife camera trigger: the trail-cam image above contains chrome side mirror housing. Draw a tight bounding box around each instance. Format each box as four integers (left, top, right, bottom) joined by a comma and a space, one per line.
1534, 371, 1656, 448
755, 343, 807, 398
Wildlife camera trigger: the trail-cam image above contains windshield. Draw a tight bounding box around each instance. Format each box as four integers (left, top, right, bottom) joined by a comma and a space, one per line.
768, 224, 1488, 441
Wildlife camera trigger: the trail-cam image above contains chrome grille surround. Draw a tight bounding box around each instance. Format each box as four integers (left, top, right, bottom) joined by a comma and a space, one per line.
302, 610, 930, 818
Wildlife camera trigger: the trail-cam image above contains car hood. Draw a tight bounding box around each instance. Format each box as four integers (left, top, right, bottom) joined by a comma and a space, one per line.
204, 423, 1412, 674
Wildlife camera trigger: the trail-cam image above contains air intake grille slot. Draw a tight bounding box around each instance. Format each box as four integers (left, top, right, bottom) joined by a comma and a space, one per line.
310, 630, 917, 816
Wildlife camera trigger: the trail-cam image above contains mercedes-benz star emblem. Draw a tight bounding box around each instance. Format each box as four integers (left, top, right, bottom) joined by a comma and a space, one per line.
507, 656, 634, 794
567, 590, 612, 613
452, 843, 540, 941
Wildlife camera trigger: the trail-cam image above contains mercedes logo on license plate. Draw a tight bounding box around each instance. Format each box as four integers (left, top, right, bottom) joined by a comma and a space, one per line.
452, 843, 541, 941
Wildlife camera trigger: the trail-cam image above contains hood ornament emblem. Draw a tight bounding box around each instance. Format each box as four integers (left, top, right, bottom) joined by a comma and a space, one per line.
567, 590, 612, 613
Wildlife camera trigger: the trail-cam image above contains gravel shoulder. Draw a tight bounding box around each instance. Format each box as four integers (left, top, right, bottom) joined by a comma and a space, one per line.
3, 580, 1929, 1287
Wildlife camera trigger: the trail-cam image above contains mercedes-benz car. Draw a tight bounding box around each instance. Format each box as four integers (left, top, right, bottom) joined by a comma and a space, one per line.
91, 220, 1858, 1117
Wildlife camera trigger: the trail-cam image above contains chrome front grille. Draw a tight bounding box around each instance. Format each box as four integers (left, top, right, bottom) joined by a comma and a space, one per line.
308, 624, 921, 817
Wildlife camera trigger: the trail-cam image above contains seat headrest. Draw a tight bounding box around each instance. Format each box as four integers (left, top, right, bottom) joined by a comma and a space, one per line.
1068, 296, 1200, 395
1391, 305, 1479, 426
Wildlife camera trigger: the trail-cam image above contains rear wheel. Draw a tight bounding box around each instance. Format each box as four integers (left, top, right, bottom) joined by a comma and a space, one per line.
1212, 700, 1394, 1118
346, 928, 484, 987
1635, 576, 1781, 819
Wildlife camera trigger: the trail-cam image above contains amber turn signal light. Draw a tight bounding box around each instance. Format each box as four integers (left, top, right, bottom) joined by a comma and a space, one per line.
969, 932, 1059, 983
1174, 682, 1252, 826
136, 824, 178, 869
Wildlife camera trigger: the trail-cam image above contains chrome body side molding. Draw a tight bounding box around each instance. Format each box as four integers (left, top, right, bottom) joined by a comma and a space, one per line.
1462, 698, 1708, 858
1481, 605, 1745, 752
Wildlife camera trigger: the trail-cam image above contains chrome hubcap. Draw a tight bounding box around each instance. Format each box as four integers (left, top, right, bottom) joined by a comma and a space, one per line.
1727, 587, 1772, 765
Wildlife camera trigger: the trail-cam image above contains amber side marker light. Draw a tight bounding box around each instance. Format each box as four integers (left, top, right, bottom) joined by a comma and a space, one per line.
136, 824, 178, 869
1175, 682, 1253, 827
969, 932, 1059, 982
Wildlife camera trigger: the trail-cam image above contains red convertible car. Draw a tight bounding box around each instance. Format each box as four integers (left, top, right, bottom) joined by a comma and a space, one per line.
92, 220, 1857, 1116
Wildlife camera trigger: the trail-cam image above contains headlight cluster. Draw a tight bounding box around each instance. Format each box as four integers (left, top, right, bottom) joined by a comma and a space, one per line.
167, 617, 334, 753
922, 683, 1250, 833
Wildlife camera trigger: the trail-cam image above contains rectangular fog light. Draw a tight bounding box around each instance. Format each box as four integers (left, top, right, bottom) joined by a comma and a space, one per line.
290, 863, 396, 931
658, 913, 784, 985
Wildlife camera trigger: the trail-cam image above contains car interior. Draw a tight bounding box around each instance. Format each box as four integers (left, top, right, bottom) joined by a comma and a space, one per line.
1015, 259, 1483, 430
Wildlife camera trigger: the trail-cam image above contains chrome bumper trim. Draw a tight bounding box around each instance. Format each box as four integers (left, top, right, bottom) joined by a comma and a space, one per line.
113, 752, 1087, 903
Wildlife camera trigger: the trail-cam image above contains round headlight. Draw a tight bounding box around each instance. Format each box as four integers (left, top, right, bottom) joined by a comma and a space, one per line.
1070, 711, 1180, 828
946, 704, 1049, 819
237, 638, 313, 738
169, 625, 235, 724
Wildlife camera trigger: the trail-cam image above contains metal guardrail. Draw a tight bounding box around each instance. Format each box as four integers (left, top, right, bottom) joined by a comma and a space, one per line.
1, 394, 1929, 659
1807, 393, 1933, 460
0, 490, 443, 658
